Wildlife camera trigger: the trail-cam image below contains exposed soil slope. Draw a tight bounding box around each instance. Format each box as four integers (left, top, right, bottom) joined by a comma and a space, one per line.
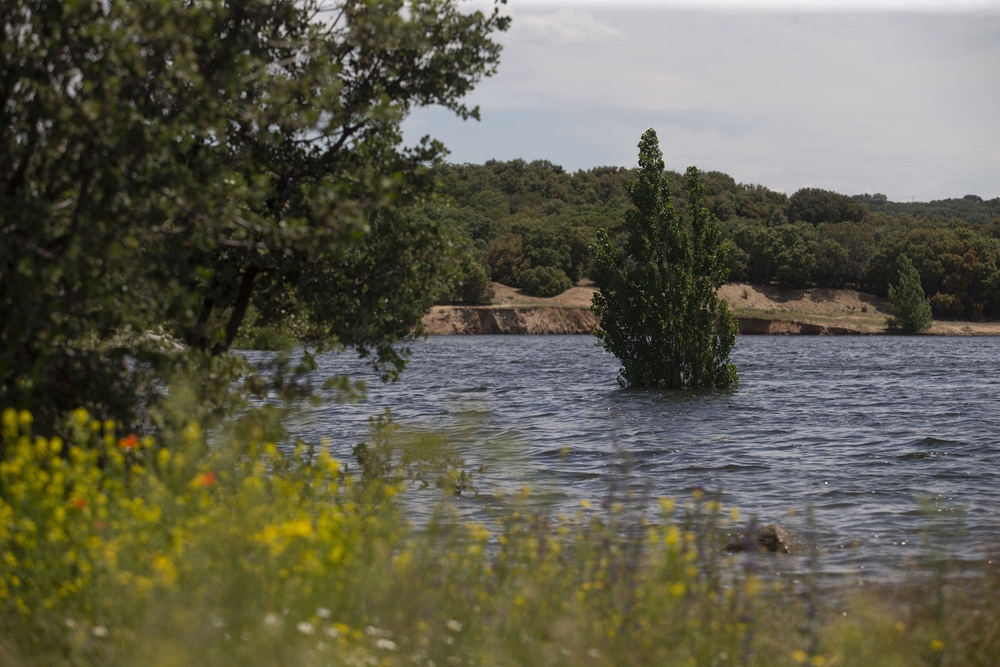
420, 282, 1000, 335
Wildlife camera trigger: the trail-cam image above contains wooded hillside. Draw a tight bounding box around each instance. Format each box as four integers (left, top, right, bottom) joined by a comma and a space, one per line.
431, 160, 1000, 320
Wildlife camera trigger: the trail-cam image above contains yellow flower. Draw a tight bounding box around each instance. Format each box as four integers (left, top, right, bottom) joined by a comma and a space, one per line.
2, 408, 17, 433
930, 640, 943, 651
792, 650, 808, 664
152, 554, 179, 586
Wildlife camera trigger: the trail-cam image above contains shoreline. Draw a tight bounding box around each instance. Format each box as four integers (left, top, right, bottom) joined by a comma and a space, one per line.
421, 282, 1000, 336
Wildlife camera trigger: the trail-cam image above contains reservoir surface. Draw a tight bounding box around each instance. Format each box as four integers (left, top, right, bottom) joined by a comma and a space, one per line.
250, 336, 1000, 578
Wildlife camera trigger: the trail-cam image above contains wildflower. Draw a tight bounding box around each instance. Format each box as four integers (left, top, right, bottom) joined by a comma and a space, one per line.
297, 622, 315, 635
792, 650, 808, 664
264, 613, 280, 626
375, 638, 397, 651
317, 607, 331, 619
930, 640, 944, 651
72, 498, 86, 510
193, 471, 216, 488
446, 619, 463, 632
91, 626, 109, 638
118, 434, 139, 450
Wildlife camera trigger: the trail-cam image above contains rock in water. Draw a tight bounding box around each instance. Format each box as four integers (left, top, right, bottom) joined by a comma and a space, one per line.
726, 524, 794, 553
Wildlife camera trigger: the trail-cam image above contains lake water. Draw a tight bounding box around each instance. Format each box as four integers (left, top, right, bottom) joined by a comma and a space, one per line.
250, 335, 1000, 578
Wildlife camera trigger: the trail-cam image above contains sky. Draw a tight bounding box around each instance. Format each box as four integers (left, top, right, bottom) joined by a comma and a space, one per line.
402, 0, 1000, 202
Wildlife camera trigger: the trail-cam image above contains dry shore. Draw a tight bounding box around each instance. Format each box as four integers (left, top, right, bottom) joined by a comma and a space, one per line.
421, 282, 1000, 336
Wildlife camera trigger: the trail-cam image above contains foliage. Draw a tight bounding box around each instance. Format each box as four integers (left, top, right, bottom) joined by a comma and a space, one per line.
426, 161, 626, 294
788, 188, 868, 225
863, 224, 1000, 320
3, 407, 999, 667
1, 0, 510, 426
591, 129, 738, 389
518, 266, 573, 298
230, 307, 298, 352
887, 256, 933, 334
435, 252, 495, 306
855, 192, 1000, 226
485, 234, 527, 286
429, 158, 1000, 322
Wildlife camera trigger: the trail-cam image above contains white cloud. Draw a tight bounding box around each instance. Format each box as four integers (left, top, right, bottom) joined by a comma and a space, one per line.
405, 7, 1000, 199
508, 0, 1000, 11
511, 8, 624, 45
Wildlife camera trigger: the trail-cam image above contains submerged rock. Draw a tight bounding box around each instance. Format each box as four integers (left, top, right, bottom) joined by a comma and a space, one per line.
726, 524, 803, 553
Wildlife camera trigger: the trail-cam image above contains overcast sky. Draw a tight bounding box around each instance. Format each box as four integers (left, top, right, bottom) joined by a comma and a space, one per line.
402, 0, 1000, 201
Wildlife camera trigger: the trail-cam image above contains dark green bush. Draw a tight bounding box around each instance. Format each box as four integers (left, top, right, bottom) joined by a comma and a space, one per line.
437, 260, 495, 305
518, 265, 573, 297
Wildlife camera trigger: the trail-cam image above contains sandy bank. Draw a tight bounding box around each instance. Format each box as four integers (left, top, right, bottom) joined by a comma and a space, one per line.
420, 282, 1000, 336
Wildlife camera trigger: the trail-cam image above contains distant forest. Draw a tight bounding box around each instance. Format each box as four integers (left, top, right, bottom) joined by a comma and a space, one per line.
428, 159, 1000, 320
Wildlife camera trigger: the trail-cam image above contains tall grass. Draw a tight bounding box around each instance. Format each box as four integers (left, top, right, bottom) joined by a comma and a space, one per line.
1, 406, 998, 666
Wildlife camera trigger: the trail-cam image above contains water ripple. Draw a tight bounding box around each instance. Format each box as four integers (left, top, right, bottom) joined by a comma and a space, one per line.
245, 335, 1000, 577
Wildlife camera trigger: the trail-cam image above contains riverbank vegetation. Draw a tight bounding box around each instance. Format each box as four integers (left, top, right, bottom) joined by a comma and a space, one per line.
3, 406, 999, 667
428, 162, 1000, 321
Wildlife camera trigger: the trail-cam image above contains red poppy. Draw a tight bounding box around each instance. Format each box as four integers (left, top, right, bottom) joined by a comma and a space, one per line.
118, 434, 139, 450
195, 471, 216, 488
73, 498, 86, 509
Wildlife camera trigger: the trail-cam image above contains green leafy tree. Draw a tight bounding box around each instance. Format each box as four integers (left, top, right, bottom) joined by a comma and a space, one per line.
518, 266, 572, 298
591, 129, 738, 389
887, 255, 933, 333
1, 0, 509, 429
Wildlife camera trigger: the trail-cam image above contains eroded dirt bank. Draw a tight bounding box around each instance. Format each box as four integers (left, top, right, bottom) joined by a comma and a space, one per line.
422, 306, 599, 335
421, 283, 1000, 335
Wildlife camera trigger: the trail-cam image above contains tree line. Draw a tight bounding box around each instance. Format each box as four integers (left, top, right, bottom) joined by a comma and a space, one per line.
431, 161, 1000, 320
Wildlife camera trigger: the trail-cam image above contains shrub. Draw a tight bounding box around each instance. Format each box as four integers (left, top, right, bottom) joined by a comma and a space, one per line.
437, 260, 495, 306
485, 234, 528, 286
518, 265, 573, 297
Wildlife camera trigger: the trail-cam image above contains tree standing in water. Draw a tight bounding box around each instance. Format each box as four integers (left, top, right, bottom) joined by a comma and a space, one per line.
591, 129, 739, 389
